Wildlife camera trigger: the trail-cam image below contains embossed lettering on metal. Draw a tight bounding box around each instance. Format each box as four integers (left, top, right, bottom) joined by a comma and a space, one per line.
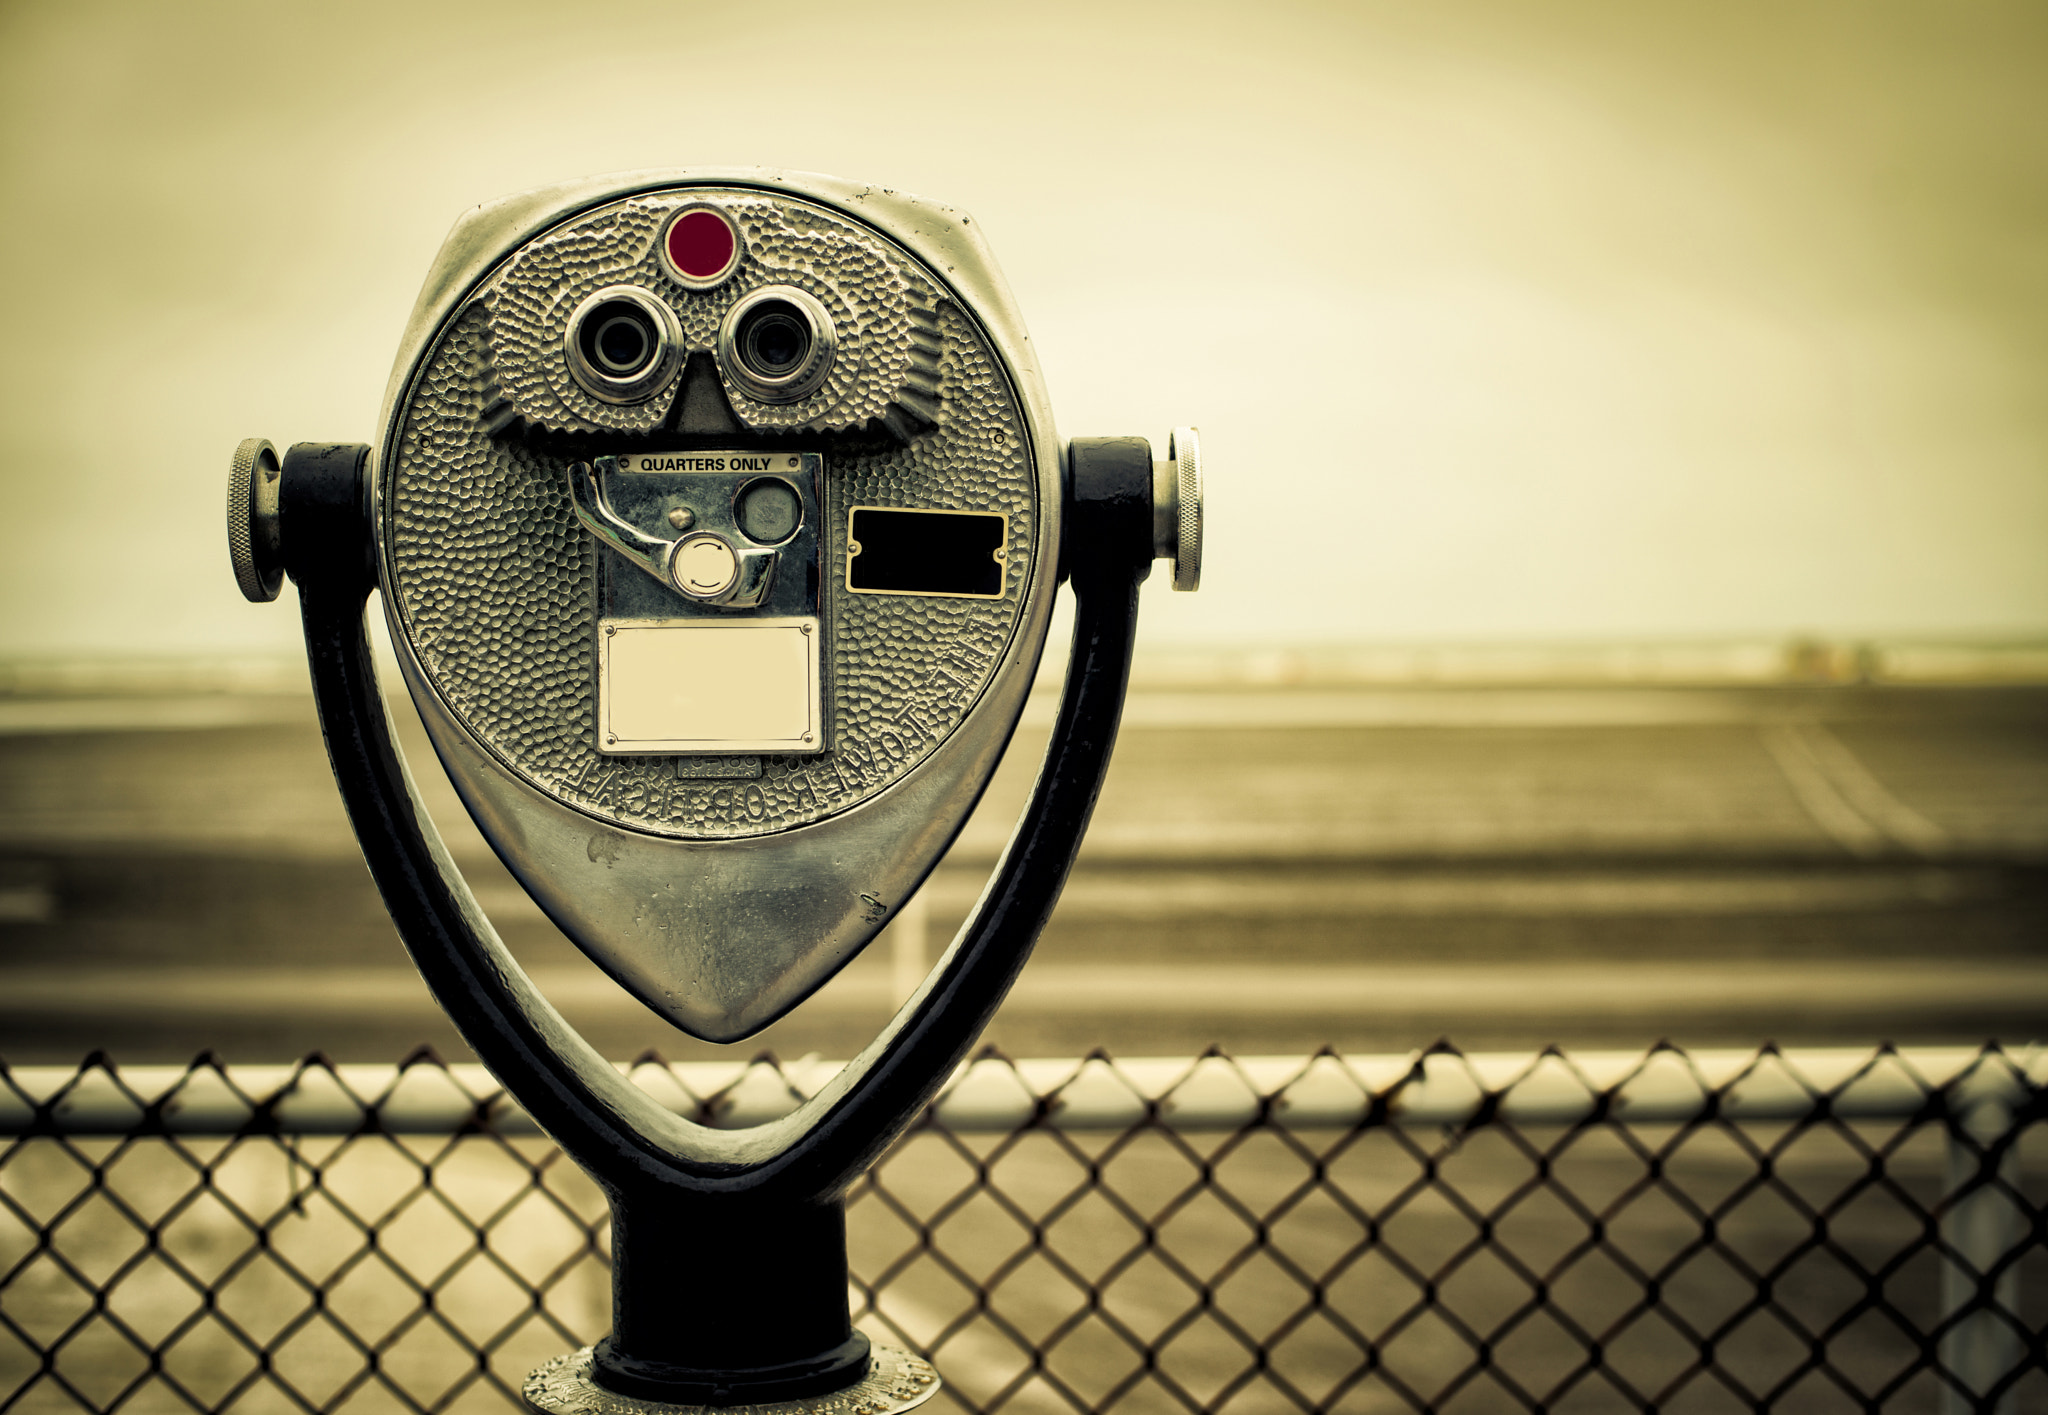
598, 616, 822, 755
618, 451, 799, 476
846, 506, 1008, 599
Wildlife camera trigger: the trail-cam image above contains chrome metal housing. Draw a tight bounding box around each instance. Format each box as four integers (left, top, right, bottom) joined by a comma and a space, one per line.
371, 169, 1066, 1043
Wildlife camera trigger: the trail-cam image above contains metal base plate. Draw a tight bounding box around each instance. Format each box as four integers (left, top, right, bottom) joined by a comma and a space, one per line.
525, 1344, 940, 1415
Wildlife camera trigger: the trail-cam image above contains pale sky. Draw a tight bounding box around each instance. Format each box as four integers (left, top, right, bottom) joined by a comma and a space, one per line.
0, 0, 2042, 657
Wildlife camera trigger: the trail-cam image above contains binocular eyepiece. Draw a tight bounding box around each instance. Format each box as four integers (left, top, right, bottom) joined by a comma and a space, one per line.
563, 278, 839, 409
567, 287, 681, 401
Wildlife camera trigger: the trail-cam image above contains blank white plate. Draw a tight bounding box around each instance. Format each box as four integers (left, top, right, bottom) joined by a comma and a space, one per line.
597, 617, 821, 754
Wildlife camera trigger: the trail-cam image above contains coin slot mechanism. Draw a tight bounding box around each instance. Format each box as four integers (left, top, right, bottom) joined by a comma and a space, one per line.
846, 507, 1006, 599
735, 477, 803, 545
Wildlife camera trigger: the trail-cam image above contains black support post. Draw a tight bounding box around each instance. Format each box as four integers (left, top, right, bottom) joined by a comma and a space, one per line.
600, 1193, 866, 1401
282, 440, 1150, 1403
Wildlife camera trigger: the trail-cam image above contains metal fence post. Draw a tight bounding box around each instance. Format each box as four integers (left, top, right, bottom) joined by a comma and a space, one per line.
1942, 1090, 2023, 1415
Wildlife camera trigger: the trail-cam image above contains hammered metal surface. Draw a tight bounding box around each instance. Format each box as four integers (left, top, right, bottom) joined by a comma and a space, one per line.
484, 194, 937, 437
386, 186, 1034, 841
523, 1346, 939, 1415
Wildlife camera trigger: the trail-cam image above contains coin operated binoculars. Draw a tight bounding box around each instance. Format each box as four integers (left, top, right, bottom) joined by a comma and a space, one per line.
227, 170, 1201, 1413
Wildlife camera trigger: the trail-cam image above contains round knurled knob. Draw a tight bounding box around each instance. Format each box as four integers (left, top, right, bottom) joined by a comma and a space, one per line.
1168, 427, 1202, 592
227, 438, 284, 602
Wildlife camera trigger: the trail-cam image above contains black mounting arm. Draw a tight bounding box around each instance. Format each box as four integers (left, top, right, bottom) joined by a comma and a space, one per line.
279, 439, 1150, 1402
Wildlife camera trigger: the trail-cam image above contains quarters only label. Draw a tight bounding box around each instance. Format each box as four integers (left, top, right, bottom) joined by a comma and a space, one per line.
619, 451, 795, 474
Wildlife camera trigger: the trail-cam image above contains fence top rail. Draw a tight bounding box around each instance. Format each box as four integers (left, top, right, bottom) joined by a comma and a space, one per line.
2, 1044, 2040, 1138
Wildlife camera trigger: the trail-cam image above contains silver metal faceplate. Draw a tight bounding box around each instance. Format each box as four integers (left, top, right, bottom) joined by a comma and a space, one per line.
374, 171, 1062, 1042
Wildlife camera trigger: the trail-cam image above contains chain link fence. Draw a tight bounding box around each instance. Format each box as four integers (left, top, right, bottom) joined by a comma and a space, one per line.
1, 1045, 2041, 1414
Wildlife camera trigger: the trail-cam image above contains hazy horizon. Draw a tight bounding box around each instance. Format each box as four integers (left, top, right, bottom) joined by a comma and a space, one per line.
2, 0, 2043, 658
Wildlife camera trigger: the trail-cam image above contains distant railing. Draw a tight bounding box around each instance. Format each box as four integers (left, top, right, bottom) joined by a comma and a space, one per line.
1, 1045, 2040, 1413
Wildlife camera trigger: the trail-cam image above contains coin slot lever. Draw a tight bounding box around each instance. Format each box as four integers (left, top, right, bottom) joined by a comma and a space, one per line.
566, 460, 776, 609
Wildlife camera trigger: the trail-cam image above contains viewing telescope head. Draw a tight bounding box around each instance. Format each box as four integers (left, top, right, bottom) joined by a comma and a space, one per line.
229, 168, 1200, 1045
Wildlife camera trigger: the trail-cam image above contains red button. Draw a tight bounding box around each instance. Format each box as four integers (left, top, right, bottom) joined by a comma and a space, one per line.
667, 208, 737, 283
